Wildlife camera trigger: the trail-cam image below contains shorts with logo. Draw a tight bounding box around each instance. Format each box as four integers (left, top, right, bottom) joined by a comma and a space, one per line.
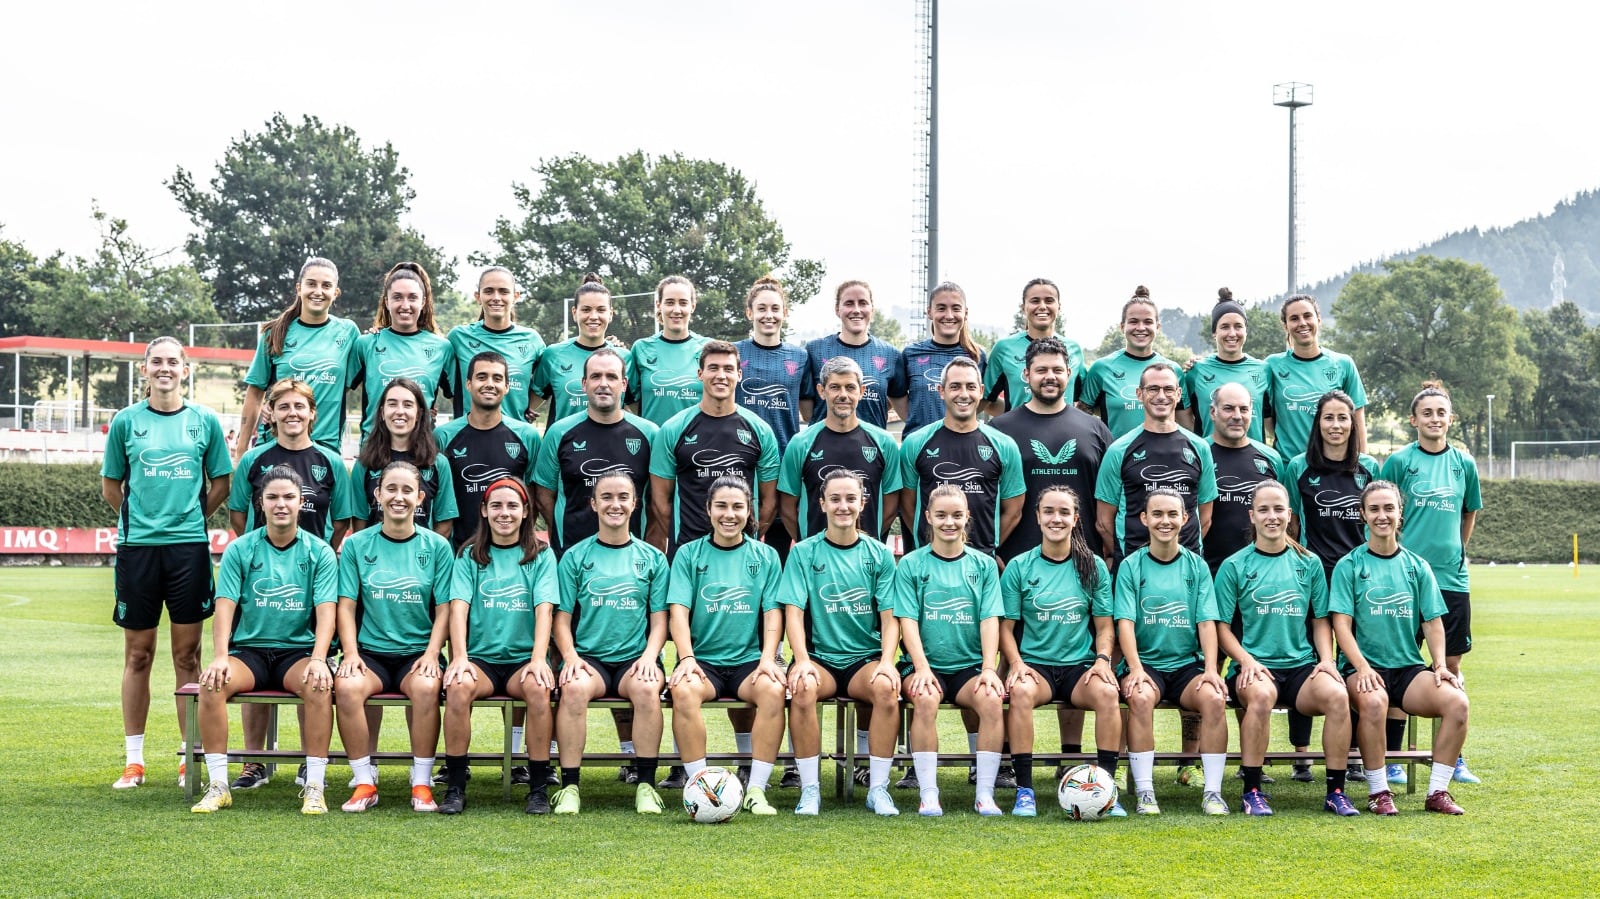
357, 651, 427, 694
113, 543, 215, 629
231, 646, 320, 692
1434, 590, 1472, 657
1143, 662, 1208, 707
1225, 663, 1317, 711
696, 660, 762, 700
1031, 662, 1097, 705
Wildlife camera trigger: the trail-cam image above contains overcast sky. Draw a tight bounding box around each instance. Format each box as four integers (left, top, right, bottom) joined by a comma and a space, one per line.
5, 1, 1595, 345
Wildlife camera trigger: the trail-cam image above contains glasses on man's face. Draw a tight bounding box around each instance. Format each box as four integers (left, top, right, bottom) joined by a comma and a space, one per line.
1141, 385, 1180, 396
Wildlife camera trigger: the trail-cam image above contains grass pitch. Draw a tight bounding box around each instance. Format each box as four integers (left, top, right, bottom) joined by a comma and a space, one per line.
0, 565, 1595, 897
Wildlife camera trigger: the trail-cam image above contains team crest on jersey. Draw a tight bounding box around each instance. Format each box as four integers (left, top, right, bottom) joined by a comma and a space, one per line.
297, 557, 309, 573
977, 445, 994, 462
630, 557, 647, 578
312, 464, 329, 482
626, 438, 642, 455
334, 335, 348, 348
187, 424, 200, 440
423, 346, 438, 359
871, 356, 887, 371
505, 443, 522, 460
861, 445, 878, 463
965, 569, 980, 587
736, 429, 753, 446
1181, 447, 1196, 465
1250, 372, 1265, 387
747, 560, 761, 577
1323, 367, 1337, 384
417, 549, 432, 568
1253, 458, 1269, 475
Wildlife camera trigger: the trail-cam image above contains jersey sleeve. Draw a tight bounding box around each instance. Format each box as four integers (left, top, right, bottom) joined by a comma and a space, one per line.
325, 449, 356, 521
1342, 357, 1367, 408
1094, 441, 1125, 505
1192, 555, 1221, 623
430, 535, 455, 605
1307, 557, 1330, 618
449, 551, 479, 604
890, 558, 920, 620
1462, 454, 1482, 513
777, 432, 806, 496
875, 430, 903, 492
983, 349, 1006, 403
202, 413, 232, 479
531, 551, 559, 607
999, 555, 1024, 621
244, 332, 273, 389
101, 412, 130, 480
338, 542, 361, 601
1415, 559, 1447, 622
531, 420, 562, 491
1327, 556, 1355, 618
341, 322, 363, 390
1089, 557, 1113, 618
310, 541, 339, 606
517, 424, 541, 482
995, 431, 1026, 500
666, 544, 696, 609
226, 451, 254, 514
1284, 456, 1307, 521
1193, 434, 1218, 504
1212, 557, 1240, 623
887, 349, 910, 399
1182, 363, 1203, 414
646, 548, 670, 614
870, 542, 897, 613
758, 546, 783, 612
1113, 555, 1138, 622
775, 549, 810, 609
1078, 361, 1103, 409
623, 347, 640, 406
429, 458, 458, 524
215, 541, 246, 602
898, 428, 924, 499
756, 421, 780, 484
649, 415, 682, 481
348, 463, 372, 520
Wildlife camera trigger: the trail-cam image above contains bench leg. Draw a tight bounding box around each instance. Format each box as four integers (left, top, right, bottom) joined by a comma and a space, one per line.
840, 702, 856, 801
503, 702, 515, 802
183, 694, 200, 801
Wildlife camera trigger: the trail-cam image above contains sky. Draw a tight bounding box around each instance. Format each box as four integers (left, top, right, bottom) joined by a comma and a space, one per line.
4, 1, 1597, 347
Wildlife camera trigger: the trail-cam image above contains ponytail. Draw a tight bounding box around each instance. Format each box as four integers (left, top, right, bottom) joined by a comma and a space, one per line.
265, 257, 338, 357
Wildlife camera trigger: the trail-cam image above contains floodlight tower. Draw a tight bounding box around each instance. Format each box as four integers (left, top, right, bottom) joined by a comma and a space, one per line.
910, 0, 937, 339
1274, 82, 1313, 295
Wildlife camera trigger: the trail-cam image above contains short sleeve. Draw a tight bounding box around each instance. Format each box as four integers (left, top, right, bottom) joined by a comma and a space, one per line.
1212, 557, 1240, 623
532, 422, 562, 491
666, 544, 696, 608
431, 536, 455, 605
758, 547, 783, 612
876, 432, 902, 492
430, 458, 458, 524
775, 549, 809, 609
101, 413, 130, 480
891, 559, 920, 619
203, 414, 232, 479
646, 550, 670, 613
531, 551, 559, 607
338, 544, 361, 601
449, 552, 478, 604
1307, 558, 1330, 618
999, 555, 1024, 621
1113, 555, 1138, 621
215, 541, 245, 602
1089, 558, 1113, 618
310, 542, 339, 606
227, 454, 253, 514
244, 333, 273, 389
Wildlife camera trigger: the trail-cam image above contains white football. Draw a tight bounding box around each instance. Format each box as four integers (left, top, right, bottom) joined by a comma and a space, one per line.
1058, 763, 1118, 820
682, 767, 744, 823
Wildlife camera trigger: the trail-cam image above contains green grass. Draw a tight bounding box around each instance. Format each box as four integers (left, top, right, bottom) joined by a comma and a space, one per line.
2, 566, 1597, 898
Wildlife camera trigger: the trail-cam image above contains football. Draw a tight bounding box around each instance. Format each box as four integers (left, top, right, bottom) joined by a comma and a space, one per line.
1057, 764, 1118, 820
682, 767, 744, 823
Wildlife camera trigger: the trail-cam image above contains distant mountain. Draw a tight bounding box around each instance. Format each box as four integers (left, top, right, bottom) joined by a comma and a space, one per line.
1294, 188, 1600, 319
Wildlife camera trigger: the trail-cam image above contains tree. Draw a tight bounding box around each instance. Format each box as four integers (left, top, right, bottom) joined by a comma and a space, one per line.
476, 152, 823, 346
1514, 301, 1600, 439
169, 112, 454, 331
870, 309, 906, 348
1328, 255, 1536, 443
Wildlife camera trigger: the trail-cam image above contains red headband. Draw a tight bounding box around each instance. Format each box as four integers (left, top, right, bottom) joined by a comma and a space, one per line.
482, 477, 529, 504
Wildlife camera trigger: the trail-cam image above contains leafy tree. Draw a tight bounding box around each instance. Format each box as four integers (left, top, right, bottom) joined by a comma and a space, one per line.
476, 151, 823, 346
1329, 255, 1536, 443
169, 112, 454, 331
1513, 301, 1600, 439
870, 309, 906, 348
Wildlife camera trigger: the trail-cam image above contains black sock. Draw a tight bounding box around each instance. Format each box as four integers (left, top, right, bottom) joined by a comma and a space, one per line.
1013, 753, 1033, 789
1096, 749, 1120, 778
1327, 768, 1347, 792
1062, 743, 1083, 755
1288, 709, 1314, 747
561, 766, 580, 787
529, 760, 552, 788
1241, 765, 1263, 792
636, 757, 658, 786
1386, 718, 1407, 753
446, 755, 469, 790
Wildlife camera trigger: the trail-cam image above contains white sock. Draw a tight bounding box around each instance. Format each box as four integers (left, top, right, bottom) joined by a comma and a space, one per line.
125, 734, 146, 766
966, 732, 979, 753
305, 756, 328, 789
975, 750, 1001, 804
367, 761, 380, 785
350, 756, 375, 787
511, 725, 525, 753
734, 732, 753, 754
620, 740, 635, 756
857, 730, 870, 755
411, 757, 434, 788
797, 755, 820, 789
1130, 750, 1155, 793
869, 755, 892, 791
749, 760, 774, 789
1201, 752, 1226, 794
913, 751, 939, 797
205, 752, 228, 786
1363, 763, 1388, 794
684, 758, 707, 778
1429, 761, 1454, 795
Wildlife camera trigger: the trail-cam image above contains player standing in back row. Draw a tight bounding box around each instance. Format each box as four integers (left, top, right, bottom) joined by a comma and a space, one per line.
800, 280, 907, 430
447, 267, 544, 423
983, 277, 1087, 414
1080, 286, 1186, 438
734, 275, 808, 565
778, 357, 900, 543
627, 275, 709, 425
1264, 294, 1367, 460
894, 281, 986, 438
434, 351, 541, 550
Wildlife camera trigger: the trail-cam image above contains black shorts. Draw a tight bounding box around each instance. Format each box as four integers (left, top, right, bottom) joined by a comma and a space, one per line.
1226, 663, 1316, 711
470, 658, 527, 696
931, 666, 983, 701
1145, 663, 1206, 707
1343, 664, 1428, 710
697, 660, 761, 700
816, 657, 876, 695
113, 543, 215, 629
231, 646, 318, 692
1031, 662, 1096, 705
359, 651, 425, 694
574, 656, 635, 697
1434, 591, 1472, 657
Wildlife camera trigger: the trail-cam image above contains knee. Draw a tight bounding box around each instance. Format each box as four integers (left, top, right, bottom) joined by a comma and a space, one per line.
792, 690, 816, 713
669, 685, 700, 710
124, 647, 155, 672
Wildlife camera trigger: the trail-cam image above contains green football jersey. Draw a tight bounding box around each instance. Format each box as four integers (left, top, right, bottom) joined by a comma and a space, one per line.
776, 534, 897, 669
892, 545, 1003, 673
243, 316, 361, 451
558, 535, 671, 663
531, 338, 627, 428
1379, 443, 1482, 593
353, 328, 452, 436
101, 401, 233, 546
448, 543, 558, 666
1079, 350, 1183, 438
216, 530, 338, 650
1213, 545, 1328, 669
626, 331, 709, 425
1113, 545, 1220, 672
1328, 544, 1446, 669
1183, 354, 1271, 442
1264, 349, 1366, 459
447, 321, 544, 423
983, 331, 1085, 410
337, 526, 455, 655
666, 535, 782, 668
999, 547, 1112, 667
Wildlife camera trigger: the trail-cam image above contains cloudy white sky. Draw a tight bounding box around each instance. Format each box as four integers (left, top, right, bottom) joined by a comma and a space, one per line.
4, 1, 1595, 345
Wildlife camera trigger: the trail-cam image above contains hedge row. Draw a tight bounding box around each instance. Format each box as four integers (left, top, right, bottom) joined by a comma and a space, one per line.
0, 463, 1593, 563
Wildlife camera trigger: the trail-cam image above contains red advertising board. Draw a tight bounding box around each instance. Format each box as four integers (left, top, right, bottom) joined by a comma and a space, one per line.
0, 528, 237, 554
